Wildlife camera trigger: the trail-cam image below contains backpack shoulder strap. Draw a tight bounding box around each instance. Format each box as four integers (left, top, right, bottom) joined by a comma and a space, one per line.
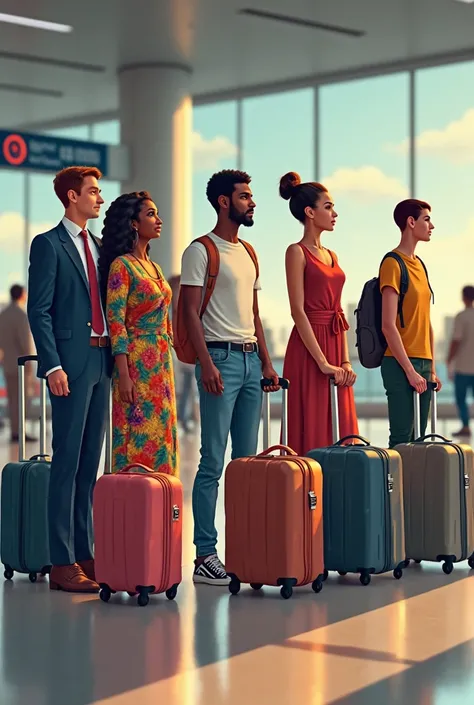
416, 255, 435, 304
380, 252, 409, 328
238, 239, 260, 279
193, 235, 220, 317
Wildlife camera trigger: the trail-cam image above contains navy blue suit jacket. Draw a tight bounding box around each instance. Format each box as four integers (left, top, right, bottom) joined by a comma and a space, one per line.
27, 222, 112, 380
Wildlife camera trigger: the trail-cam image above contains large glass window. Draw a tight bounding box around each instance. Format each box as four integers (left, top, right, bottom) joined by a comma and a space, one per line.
319, 73, 410, 401
415, 61, 474, 361
242, 89, 315, 357
192, 101, 239, 239
0, 170, 26, 306
43, 125, 91, 140
92, 120, 120, 145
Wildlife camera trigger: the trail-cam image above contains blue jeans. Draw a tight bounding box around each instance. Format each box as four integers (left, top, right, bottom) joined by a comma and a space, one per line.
455, 373, 474, 427
193, 347, 262, 557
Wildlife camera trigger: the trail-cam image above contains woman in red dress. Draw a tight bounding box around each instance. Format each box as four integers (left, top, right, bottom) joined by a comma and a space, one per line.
280, 171, 359, 454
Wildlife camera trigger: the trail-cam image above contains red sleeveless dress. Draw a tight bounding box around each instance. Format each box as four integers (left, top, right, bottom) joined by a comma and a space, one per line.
282, 245, 359, 454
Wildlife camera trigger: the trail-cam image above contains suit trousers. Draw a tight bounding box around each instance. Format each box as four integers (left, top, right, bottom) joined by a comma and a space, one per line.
48, 346, 110, 566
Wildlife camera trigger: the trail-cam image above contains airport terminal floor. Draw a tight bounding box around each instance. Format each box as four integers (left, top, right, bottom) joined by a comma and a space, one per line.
1, 419, 474, 705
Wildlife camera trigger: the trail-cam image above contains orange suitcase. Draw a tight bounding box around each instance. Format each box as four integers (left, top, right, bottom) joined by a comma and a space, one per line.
225, 378, 325, 599
93, 463, 183, 607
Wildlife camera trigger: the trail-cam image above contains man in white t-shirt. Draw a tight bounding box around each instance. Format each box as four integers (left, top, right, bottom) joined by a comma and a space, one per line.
180, 169, 279, 585
447, 285, 474, 437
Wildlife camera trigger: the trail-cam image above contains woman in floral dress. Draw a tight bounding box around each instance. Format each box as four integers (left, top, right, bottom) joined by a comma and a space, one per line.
98, 191, 178, 475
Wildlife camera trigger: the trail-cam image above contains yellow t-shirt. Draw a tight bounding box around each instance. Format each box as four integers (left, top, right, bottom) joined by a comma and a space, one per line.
379, 250, 432, 359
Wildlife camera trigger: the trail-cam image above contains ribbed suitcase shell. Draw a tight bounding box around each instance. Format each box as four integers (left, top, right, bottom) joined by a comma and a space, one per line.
307, 444, 405, 578
1, 459, 51, 576
94, 467, 183, 602
225, 447, 324, 591
396, 440, 474, 568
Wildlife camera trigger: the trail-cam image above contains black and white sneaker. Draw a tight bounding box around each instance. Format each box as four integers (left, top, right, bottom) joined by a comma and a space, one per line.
193, 554, 230, 586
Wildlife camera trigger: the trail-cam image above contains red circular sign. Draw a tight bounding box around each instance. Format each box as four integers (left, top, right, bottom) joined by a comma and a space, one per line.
2, 133, 28, 166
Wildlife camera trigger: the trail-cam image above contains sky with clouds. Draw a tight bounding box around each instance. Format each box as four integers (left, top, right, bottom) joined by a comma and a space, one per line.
1, 61, 473, 349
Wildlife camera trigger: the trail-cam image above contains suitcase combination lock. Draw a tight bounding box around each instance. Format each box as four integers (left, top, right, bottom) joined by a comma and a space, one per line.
465, 474, 470, 490
308, 491, 317, 510
387, 474, 394, 493
172, 505, 180, 521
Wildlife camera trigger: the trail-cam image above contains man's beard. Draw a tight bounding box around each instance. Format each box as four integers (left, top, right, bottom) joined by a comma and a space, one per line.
229, 202, 254, 227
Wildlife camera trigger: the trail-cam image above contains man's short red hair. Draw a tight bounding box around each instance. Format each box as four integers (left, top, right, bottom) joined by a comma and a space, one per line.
53, 166, 102, 208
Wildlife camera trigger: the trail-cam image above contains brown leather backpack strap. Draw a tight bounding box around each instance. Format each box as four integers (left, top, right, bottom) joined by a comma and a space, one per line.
239, 239, 260, 279
194, 235, 220, 317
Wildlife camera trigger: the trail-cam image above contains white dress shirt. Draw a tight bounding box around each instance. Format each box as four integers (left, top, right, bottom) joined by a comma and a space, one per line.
45, 217, 108, 376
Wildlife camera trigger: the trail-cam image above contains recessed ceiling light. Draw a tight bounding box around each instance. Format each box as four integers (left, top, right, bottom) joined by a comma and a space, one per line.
0, 12, 72, 33
454, 0, 474, 4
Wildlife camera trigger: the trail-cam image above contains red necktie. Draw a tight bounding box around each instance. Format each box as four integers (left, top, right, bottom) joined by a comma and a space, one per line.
80, 230, 104, 335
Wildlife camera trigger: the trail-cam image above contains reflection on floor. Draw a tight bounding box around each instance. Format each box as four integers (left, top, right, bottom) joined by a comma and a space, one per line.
1, 418, 474, 705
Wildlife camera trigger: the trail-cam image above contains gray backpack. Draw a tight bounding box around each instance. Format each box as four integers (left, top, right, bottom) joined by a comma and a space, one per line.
355, 252, 433, 369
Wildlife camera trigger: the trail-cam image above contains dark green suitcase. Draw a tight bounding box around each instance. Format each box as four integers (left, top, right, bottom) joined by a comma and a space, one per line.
306, 379, 406, 586
1, 356, 51, 582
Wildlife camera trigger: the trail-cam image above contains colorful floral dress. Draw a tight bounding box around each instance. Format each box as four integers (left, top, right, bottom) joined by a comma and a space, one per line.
106, 255, 178, 475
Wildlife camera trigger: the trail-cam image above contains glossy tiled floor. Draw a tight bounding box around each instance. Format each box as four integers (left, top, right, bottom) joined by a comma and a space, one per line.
1, 418, 474, 705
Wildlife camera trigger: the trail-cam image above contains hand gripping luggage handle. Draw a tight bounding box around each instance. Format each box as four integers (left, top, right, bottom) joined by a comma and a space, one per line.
413, 381, 438, 440
17, 355, 47, 463
258, 445, 298, 457
261, 378, 289, 453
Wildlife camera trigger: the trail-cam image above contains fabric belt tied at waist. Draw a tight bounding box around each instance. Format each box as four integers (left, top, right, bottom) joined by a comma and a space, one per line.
306, 310, 349, 335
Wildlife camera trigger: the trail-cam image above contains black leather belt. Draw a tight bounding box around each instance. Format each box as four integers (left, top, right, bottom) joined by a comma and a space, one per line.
207, 341, 258, 353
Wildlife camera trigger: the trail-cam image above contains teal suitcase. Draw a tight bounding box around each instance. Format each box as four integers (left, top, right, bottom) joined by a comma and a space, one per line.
306, 380, 406, 585
1, 355, 51, 582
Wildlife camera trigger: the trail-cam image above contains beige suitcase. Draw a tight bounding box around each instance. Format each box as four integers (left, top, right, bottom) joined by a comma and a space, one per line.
395, 383, 474, 574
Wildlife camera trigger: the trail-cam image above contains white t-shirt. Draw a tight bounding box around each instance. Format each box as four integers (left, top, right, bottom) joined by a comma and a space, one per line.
452, 308, 474, 375
180, 232, 261, 343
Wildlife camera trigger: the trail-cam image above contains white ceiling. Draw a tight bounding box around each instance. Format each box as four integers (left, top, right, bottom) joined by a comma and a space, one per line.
0, 0, 473, 130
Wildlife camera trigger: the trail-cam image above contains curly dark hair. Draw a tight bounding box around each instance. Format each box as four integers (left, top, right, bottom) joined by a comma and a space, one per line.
98, 191, 151, 298
206, 169, 251, 213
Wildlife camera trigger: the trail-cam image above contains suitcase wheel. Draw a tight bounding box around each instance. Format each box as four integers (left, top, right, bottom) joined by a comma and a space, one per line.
442, 561, 454, 575
403, 559, 411, 568
28, 572, 37, 583
359, 572, 371, 586
165, 584, 179, 601
393, 567, 403, 580
41, 566, 51, 576
137, 586, 154, 606
250, 583, 263, 591
280, 585, 293, 600
99, 585, 112, 603
312, 579, 323, 594
322, 569, 329, 581
3, 566, 13, 581
228, 575, 241, 596
338, 571, 347, 577
469, 556, 474, 570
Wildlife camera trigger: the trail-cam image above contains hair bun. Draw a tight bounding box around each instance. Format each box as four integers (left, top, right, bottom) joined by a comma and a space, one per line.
279, 171, 301, 200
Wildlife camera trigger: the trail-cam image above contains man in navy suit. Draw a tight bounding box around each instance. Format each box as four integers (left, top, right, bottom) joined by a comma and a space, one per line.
28, 166, 112, 593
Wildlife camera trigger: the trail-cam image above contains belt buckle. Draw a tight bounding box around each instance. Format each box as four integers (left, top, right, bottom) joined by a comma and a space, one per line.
243, 342, 254, 353
98, 336, 107, 348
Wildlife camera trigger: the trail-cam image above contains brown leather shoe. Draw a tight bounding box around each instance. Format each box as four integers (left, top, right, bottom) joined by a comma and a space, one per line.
78, 559, 95, 582
49, 563, 99, 593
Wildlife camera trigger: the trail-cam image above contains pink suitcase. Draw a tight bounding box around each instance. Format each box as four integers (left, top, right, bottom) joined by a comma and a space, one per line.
93, 463, 183, 606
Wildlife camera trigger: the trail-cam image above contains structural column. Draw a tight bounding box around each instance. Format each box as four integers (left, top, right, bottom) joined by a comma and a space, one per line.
118, 63, 192, 278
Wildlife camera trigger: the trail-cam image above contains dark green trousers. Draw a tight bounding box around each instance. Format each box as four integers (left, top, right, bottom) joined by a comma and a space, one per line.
381, 356, 432, 448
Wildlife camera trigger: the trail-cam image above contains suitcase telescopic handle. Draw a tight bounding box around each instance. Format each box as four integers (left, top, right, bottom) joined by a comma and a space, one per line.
17, 355, 47, 462
261, 378, 290, 454
413, 381, 438, 440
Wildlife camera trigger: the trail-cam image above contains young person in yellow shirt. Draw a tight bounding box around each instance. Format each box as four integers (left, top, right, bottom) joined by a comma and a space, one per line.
379, 199, 442, 448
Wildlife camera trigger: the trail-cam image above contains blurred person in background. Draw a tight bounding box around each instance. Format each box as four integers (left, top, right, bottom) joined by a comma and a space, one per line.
447, 285, 474, 437
0, 284, 36, 443
169, 274, 197, 434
